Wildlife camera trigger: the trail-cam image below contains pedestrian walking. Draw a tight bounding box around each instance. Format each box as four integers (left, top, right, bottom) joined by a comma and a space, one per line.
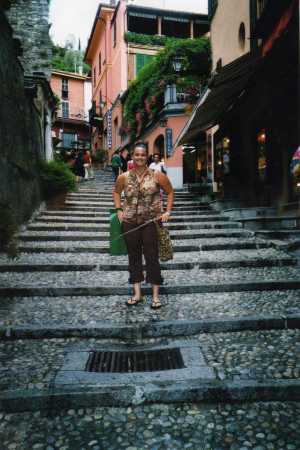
73, 150, 85, 182
83, 149, 94, 180
149, 153, 167, 174
120, 148, 129, 173
111, 150, 122, 181
113, 141, 174, 309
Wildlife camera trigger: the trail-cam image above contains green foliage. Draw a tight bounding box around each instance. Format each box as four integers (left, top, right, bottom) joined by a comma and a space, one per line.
53, 93, 61, 111
39, 161, 76, 199
124, 32, 182, 47
123, 37, 211, 137
0, 205, 18, 259
51, 42, 90, 75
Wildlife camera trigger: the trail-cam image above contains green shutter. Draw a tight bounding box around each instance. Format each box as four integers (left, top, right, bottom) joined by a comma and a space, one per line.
135, 54, 154, 76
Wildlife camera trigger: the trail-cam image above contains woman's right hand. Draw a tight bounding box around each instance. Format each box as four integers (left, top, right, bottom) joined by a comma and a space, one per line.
117, 210, 124, 223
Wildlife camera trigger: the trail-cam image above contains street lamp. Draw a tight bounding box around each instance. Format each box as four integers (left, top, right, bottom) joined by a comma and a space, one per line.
172, 56, 184, 73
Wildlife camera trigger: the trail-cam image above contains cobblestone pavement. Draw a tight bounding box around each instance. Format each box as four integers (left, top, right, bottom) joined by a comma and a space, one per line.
1, 290, 300, 326
1, 169, 300, 449
0, 331, 300, 391
1, 403, 300, 450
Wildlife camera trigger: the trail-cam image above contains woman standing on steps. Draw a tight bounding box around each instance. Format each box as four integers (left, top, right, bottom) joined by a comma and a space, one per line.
113, 142, 174, 309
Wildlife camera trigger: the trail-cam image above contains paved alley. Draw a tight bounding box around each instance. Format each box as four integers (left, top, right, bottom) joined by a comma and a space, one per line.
1, 170, 300, 450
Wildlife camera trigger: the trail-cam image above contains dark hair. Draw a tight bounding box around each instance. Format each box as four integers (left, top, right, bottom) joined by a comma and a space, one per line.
133, 141, 148, 154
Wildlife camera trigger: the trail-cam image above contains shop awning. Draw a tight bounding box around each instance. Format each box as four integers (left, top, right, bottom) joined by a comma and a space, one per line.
176, 52, 260, 146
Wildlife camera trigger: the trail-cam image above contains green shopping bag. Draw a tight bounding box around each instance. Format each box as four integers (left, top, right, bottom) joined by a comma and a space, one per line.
109, 209, 128, 255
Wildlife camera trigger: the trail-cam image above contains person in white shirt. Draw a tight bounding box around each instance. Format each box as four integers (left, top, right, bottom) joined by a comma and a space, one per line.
149, 153, 166, 174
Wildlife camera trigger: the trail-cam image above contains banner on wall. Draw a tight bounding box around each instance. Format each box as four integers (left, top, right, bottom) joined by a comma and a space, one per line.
166, 128, 173, 158
107, 109, 113, 149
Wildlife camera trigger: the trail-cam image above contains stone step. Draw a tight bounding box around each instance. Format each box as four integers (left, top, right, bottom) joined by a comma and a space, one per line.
1, 379, 300, 413
1, 266, 300, 296
68, 193, 200, 200
18, 229, 251, 241
64, 200, 210, 208
0, 258, 295, 273
27, 222, 240, 232
1, 330, 300, 412
0, 248, 292, 265
61, 206, 212, 213
1, 290, 300, 331
41, 209, 218, 217
17, 238, 271, 253
36, 214, 226, 224
66, 196, 205, 204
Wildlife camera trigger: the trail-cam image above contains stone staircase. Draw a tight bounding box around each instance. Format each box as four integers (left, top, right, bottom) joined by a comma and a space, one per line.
1, 170, 300, 448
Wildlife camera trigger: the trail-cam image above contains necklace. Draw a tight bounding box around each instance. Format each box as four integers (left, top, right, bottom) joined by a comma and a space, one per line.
134, 167, 148, 183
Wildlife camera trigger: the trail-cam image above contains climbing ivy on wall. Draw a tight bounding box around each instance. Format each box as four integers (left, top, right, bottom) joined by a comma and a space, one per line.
123, 37, 211, 138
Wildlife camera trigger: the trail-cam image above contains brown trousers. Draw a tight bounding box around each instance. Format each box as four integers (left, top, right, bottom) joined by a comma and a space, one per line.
122, 221, 163, 285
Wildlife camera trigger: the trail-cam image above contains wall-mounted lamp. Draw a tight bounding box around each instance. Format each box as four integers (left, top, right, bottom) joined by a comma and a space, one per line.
172, 56, 184, 73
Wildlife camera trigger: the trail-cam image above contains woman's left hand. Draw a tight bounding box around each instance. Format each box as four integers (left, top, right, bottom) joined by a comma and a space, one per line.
161, 212, 171, 222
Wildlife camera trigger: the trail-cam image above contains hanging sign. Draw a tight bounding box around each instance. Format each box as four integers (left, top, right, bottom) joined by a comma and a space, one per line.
107, 109, 113, 149
165, 128, 173, 158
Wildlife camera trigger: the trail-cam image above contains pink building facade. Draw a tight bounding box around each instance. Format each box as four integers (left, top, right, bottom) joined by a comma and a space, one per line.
51, 70, 92, 150
85, 1, 208, 187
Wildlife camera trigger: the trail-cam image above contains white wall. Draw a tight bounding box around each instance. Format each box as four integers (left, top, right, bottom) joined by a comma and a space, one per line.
167, 167, 183, 189
84, 80, 92, 119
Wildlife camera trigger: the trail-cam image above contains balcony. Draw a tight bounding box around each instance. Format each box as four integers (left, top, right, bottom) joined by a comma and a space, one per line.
89, 103, 103, 131
126, 5, 209, 41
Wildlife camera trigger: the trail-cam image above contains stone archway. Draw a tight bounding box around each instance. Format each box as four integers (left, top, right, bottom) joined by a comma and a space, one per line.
153, 134, 165, 159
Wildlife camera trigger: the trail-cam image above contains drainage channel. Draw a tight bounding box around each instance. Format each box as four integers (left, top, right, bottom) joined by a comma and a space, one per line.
85, 348, 184, 373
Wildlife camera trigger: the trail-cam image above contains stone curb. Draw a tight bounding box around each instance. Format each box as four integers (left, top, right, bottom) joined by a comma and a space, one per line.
1, 280, 300, 297
27, 223, 240, 232
1, 314, 300, 341
1, 379, 300, 413
0, 257, 296, 272
17, 241, 273, 254
36, 215, 226, 223
18, 231, 251, 242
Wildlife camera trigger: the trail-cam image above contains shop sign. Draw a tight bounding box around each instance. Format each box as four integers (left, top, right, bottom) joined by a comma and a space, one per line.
166, 128, 173, 157
107, 109, 113, 149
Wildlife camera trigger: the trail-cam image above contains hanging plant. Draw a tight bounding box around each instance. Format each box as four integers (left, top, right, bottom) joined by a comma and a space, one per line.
123, 37, 211, 137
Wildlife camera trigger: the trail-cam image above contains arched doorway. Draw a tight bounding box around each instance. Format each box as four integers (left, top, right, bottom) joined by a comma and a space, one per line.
153, 134, 165, 159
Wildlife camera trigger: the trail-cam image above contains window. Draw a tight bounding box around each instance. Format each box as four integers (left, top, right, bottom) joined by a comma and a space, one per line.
257, 0, 267, 18
99, 52, 102, 74
62, 101, 69, 118
135, 53, 154, 77
62, 133, 76, 149
62, 78, 68, 99
238, 22, 246, 50
113, 21, 117, 47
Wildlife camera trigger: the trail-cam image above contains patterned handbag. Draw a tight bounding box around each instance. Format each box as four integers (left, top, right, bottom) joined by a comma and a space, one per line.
155, 222, 173, 261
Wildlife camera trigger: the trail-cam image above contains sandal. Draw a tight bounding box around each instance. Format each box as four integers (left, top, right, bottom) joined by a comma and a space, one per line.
126, 296, 145, 307
151, 299, 162, 310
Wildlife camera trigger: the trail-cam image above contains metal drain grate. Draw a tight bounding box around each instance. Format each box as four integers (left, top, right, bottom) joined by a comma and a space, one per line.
85, 348, 185, 373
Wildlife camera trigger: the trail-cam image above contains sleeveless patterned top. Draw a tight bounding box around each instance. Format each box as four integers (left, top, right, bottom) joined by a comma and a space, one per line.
123, 169, 162, 224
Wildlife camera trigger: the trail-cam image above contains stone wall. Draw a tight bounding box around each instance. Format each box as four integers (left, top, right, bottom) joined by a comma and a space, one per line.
0, 10, 44, 225
5, 0, 52, 78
